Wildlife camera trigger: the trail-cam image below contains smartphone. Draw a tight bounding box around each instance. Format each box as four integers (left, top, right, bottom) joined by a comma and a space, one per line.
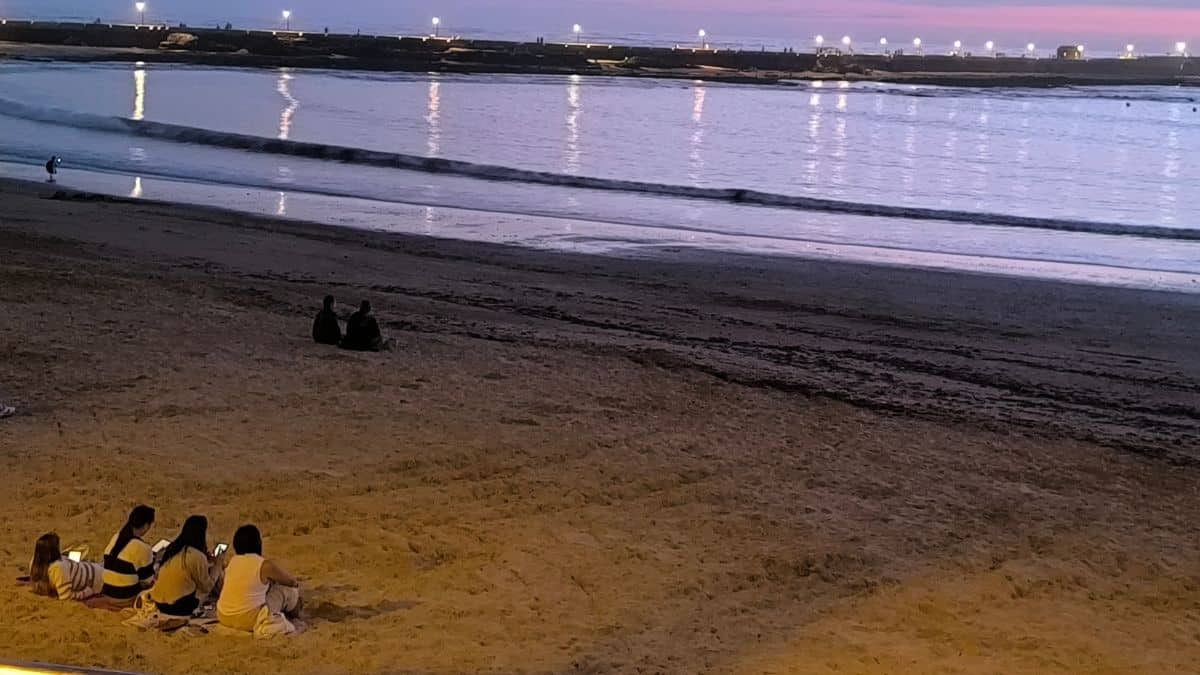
67, 551, 83, 562
152, 539, 171, 554
213, 543, 228, 556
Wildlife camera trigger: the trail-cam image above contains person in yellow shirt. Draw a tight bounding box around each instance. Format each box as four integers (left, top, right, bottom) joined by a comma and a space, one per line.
149, 515, 222, 625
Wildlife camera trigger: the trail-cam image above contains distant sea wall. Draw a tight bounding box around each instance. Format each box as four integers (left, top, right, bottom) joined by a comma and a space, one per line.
1, 20, 1197, 82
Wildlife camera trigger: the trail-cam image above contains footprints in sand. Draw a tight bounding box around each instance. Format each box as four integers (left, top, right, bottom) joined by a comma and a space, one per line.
500, 417, 542, 427
303, 582, 420, 624
307, 598, 420, 623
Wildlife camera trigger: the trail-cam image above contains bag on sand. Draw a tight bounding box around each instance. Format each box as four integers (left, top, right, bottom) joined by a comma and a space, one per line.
122, 591, 168, 630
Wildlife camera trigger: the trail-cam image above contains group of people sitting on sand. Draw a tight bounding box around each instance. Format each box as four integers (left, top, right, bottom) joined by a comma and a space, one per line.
28, 505, 303, 637
312, 295, 391, 352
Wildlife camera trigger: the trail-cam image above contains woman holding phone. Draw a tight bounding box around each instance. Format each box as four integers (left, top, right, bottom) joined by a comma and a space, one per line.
28, 533, 104, 601
148, 515, 223, 623
100, 504, 157, 605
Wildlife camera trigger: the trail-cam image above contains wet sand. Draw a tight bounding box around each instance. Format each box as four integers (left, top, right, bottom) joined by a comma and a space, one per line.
0, 178, 1197, 673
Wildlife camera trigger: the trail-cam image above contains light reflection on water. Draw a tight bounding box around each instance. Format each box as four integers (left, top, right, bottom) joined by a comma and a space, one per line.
688, 83, 705, 185
132, 67, 146, 121
565, 75, 582, 174
1, 62, 1199, 285
425, 78, 441, 157
276, 69, 298, 140
13, 63, 1197, 229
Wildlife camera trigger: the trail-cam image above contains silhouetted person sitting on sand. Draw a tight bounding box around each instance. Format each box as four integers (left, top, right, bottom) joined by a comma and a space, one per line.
311, 295, 342, 346
340, 300, 385, 352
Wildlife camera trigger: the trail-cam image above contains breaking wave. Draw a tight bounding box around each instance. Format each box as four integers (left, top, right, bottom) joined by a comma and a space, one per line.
2, 96, 1197, 242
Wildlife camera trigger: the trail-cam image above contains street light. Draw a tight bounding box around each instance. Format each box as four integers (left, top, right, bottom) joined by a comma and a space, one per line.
814, 35, 824, 48
135, 1, 146, 26
879, 37, 888, 49
1176, 41, 1188, 56
573, 23, 581, 44
282, 9, 291, 31
1126, 43, 1135, 56
432, 16, 440, 38
698, 28, 707, 49
985, 40, 995, 55
1026, 42, 1036, 56
913, 37, 923, 55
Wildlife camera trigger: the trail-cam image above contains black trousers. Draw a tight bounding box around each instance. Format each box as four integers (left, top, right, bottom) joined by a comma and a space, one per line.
155, 593, 200, 618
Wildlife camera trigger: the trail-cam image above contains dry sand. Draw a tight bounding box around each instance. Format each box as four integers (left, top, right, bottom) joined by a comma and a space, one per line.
0, 179, 1197, 673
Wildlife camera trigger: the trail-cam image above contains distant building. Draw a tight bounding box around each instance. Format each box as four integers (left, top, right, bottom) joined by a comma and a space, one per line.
1057, 45, 1084, 60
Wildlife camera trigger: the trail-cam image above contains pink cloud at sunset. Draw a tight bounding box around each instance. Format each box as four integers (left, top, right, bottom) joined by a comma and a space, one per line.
863, 2, 1200, 38
622, 0, 1200, 44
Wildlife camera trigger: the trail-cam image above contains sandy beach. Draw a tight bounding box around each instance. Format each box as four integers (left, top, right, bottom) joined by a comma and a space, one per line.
0, 178, 1198, 673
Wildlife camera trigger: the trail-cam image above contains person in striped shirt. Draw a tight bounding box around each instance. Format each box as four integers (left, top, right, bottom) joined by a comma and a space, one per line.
28, 533, 104, 601
100, 504, 157, 605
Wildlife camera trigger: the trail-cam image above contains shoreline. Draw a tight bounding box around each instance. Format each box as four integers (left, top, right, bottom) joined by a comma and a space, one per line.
6, 168, 1200, 290
2, 160, 1198, 296
1, 176, 1198, 672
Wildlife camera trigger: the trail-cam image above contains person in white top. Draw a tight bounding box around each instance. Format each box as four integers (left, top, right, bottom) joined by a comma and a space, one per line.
217, 524, 302, 632
28, 533, 104, 601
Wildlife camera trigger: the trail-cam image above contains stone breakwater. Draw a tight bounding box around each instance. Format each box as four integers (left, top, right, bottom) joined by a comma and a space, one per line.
1, 20, 1198, 86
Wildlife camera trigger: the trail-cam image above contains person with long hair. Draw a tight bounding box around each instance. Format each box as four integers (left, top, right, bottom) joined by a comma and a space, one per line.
312, 295, 342, 346
148, 515, 221, 621
28, 533, 104, 601
217, 524, 302, 632
100, 504, 157, 605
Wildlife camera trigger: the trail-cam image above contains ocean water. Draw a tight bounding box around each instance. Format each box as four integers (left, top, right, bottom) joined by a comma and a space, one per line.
0, 61, 1198, 289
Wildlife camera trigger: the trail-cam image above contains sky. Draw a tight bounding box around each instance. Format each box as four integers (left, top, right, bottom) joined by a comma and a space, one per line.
4, 0, 1198, 52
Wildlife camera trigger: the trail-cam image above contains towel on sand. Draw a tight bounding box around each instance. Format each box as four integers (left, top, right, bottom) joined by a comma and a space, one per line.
122, 591, 215, 634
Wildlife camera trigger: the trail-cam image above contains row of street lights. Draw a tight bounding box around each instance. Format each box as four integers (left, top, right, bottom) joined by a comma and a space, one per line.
813, 34, 1189, 57
125, 5, 1192, 56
